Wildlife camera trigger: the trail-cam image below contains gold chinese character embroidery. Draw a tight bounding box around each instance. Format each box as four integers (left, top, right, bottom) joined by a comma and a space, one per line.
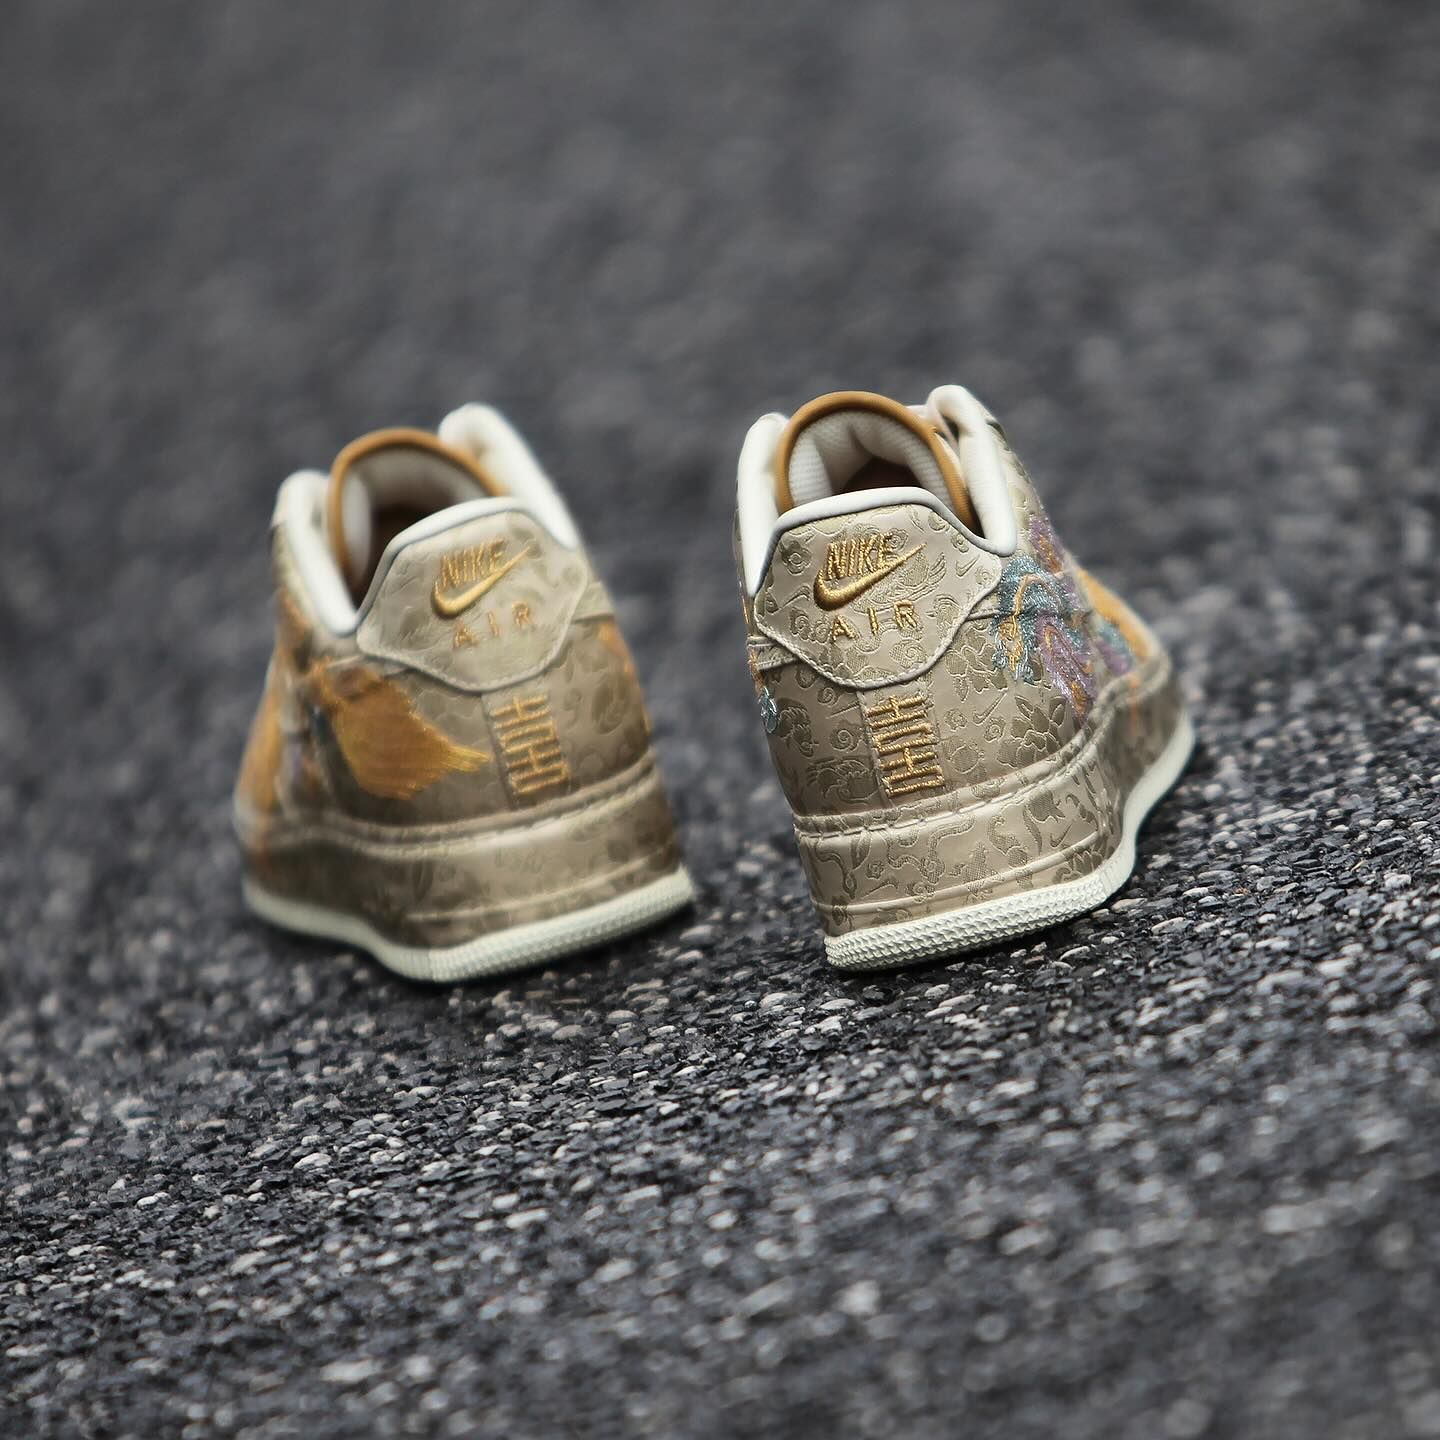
865, 692, 945, 797
492, 694, 570, 797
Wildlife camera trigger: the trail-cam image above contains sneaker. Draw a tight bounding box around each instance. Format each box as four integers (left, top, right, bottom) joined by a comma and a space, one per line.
734, 387, 1192, 969
234, 407, 693, 981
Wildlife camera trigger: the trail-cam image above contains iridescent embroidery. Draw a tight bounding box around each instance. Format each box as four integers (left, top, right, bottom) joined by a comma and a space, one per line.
991, 515, 1097, 721
1079, 568, 1148, 676
992, 515, 1154, 722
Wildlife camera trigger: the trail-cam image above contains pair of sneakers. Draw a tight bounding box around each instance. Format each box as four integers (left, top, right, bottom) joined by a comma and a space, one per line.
233, 386, 1191, 982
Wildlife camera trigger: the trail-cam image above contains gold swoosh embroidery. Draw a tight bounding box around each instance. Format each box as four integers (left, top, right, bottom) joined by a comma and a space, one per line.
812, 545, 923, 610
431, 545, 533, 618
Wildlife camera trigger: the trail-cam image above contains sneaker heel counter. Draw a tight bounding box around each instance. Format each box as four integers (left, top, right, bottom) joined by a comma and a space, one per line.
333, 509, 651, 819
743, 498, 1005, 821
483, 612, 659, 808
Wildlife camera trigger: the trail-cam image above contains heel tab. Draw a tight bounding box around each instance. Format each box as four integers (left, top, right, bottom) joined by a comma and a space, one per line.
354, 506, 597, 694
750, 500, 1003, 689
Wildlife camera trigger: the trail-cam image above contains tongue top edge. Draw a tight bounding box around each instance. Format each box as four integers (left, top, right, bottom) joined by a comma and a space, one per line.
773, 390, 980, 532
326, 427, 507, 589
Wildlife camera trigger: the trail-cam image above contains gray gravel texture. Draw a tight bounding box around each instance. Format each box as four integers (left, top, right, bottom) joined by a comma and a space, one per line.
2, 3, 1438, 1437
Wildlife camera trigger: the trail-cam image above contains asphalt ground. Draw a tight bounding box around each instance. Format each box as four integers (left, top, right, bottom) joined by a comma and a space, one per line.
1, 3, 1438, 1436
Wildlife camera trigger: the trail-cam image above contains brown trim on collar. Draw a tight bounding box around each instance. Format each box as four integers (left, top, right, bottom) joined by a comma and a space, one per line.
326, 428, 506, 583
772, 390, 979, 531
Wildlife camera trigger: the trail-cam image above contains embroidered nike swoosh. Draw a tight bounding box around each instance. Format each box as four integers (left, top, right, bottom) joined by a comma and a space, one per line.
431, 545, 533, 617
812, 545, 923, 610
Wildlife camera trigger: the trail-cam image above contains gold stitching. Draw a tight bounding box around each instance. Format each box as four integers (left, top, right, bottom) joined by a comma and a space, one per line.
493, 694, 571, 798
865, 693, 946, 797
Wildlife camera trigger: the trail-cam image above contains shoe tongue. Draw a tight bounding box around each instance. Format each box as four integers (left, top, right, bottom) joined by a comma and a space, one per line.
326, 427, 506, 591
774, 390, 979, 530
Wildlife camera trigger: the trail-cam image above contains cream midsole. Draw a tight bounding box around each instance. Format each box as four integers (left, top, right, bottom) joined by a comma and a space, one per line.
794, 663, 1185, 936
238, 759, 682, 950
823, 708, 1193, 969
244, 868, 695, 984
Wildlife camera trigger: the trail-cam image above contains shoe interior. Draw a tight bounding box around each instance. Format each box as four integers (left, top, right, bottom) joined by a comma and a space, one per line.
841, 456, 928, 496
775, 391, 982, 533
328, 430, 506, 600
